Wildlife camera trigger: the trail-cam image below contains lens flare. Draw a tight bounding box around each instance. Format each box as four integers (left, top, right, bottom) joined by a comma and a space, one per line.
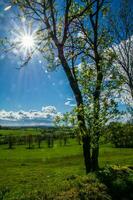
11, 23, 38, 57
21, 34, 35, 50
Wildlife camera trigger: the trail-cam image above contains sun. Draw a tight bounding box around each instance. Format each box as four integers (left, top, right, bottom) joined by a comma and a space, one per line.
15, 31, 37, 56
18, 31, 36, 55
21, 34, 35, 49
12, 23, 38, 57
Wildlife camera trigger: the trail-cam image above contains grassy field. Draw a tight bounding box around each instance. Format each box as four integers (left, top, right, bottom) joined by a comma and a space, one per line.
0, 127, 72, 136
0, 128, 42, 136
0, 136, 133, 199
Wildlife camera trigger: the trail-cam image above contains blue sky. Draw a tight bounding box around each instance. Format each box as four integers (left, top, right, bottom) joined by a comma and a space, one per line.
0, 56, 74, 112
0, 0, 77, 125
0, 0, 128, 126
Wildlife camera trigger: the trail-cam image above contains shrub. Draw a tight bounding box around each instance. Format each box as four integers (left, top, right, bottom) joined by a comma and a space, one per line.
97, 165, 133, 200
55, 188, 79, 200
55, 175, 111, 200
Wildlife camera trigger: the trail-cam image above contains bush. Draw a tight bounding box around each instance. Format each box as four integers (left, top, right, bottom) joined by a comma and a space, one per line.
2, 167, 132, 200
14, 175, 111, 200
97, 165, 133, 200
105, 123, 133, 148
55, 175, 111, 200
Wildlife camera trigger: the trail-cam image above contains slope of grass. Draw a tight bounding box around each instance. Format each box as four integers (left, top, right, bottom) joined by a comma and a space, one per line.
0, 129, 41, 136
0, 139, 133, 199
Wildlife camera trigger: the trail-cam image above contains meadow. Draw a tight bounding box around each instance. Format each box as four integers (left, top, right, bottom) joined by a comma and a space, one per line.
0, 128, 133, 199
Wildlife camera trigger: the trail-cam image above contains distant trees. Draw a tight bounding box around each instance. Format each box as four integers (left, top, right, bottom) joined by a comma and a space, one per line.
27, 134, 33, 149
37, 134, 42, 148
0, 128, 74, 148
104, 122, 133, 148
47, 135, 54, 148
8, 135, 14, 149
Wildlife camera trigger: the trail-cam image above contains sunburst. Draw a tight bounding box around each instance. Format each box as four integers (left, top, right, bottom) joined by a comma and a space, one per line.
21, 34, 35, 50
12, 23, 38, 57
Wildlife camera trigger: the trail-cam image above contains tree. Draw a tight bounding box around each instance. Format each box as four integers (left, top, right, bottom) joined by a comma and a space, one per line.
8, 0, 115, 172
8, 135, 14, 149
27, 134, 33, 149
68, 0, 116, 170
37, 134, 42, 148
109, 0, 133, 100
83, 0, 107, 170
10, 0, 98, 173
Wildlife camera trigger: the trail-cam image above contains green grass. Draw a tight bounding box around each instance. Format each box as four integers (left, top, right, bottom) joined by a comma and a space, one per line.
0, 139, 133, 199
0, 129, 41, 136
0, 127, 72, 136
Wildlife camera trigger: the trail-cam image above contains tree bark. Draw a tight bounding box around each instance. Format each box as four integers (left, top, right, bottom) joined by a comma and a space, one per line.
88, 0, 103, 171
82, 134, 91, 173
58, 46, 92, 173
91, 146, 99, 171
91, 69, 103, 171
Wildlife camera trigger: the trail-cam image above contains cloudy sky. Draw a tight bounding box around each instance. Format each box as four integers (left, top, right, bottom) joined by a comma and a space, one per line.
0, 0, 78, 126
0, 0, 127, 126
0, 106, 63, 126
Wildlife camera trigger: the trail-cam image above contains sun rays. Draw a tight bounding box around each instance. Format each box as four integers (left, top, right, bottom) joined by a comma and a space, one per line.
20, 33, 35, 51
11, 22, 38, 58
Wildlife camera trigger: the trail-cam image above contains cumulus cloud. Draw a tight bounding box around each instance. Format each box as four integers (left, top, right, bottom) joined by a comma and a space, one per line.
0, 106, 62, 126
65, 98, 76, 107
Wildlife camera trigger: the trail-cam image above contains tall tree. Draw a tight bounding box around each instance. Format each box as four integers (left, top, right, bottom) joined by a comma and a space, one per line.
69, 0, 114, 170
10, 0, 97, 173
9, 0, 113, 172
109, 0, 133, 100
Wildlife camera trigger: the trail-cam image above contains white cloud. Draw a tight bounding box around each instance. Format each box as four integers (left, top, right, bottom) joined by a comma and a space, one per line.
42, 106, 57, 114
65, 98, 76, 107
0, 106, 62, 125
67, 97, 73, 101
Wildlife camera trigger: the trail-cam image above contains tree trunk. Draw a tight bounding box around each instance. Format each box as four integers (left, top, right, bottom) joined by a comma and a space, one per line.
58, 46, 91, 173
82, 134, 91, 173
92, 68, 103, 171
91, 146, 99, 171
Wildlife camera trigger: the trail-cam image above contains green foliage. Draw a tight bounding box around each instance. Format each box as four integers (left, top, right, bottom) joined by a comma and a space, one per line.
0, 175, 111, 200
8, 0, 127, 172
105, 122, 133, 148
55, 175, 111, 200
0, 127, 74, 147
97, 165, 133, 200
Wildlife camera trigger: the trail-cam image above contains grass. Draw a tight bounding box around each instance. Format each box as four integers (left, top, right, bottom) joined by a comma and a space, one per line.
0, 138, 133, 199
0, 129, 41, 136
0, 127, 72, 136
